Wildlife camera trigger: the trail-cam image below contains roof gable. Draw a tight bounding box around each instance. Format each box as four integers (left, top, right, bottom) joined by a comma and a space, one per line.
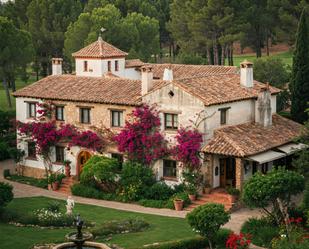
72, 37, 128, 59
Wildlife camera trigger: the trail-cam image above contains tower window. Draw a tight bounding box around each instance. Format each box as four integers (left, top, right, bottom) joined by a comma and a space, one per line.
108, 61, 111, 72
115, 61, 119, 71
84, 61, 88, 72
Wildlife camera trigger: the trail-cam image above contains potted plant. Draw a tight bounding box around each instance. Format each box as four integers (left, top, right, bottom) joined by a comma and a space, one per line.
57, 173, 66, 186
226, 187, 240, 203
173, 198, 184, 211
63, 159, 71, 177
49, 173, 58, 190
187, 184, 197, 201
204, 183, 212, 194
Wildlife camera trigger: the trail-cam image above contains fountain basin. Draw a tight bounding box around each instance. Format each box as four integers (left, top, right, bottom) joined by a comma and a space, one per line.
53, 241, 111, 249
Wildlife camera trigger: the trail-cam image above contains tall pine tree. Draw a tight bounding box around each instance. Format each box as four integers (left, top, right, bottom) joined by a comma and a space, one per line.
290, 10, 309, 123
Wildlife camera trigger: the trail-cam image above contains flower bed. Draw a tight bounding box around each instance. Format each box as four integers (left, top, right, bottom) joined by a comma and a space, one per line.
5, 174, 48, 189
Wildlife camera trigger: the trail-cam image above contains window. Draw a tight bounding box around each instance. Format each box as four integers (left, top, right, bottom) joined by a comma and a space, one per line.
115, 60, 119, 71
55, 146, 65, 162
84, 61, 88, 72
111, 110, 123, 127
55, 106, 64, 121
163, 160, 177, 178
27, 102, 37, 118
164, 113, 178, 129
108, 61, 111, 72
80, 108, 91, 124
261, 163, 268, 174
219, 107, 230, 125
27, 141, 36, 158
252, 162, 258, 175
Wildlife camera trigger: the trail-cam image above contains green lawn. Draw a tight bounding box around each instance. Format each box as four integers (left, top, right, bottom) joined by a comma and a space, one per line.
0, 76, 37, 112
231, 51, 293, 67
0, 196, 196, 249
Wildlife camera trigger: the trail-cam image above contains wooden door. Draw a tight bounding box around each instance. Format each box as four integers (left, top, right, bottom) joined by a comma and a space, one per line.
219, 158, 226, 187
78, 151, 91, 176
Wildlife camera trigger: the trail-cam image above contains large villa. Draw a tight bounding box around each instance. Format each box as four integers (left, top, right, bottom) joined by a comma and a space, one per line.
13, 36, 305, 192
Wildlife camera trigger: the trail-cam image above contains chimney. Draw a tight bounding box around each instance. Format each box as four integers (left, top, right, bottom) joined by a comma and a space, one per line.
52, 58, 63, 75
256, 84, 272, 127
163, 65, 173, 81
141, 66, 153, 95
240, 60, 253, 87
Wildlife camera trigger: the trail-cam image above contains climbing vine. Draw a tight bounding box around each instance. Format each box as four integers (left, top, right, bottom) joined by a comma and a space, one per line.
114, 104, 168, 165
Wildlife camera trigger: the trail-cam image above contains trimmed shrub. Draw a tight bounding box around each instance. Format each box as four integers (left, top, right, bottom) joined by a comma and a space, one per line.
0, 182, 13, 211
137, 228, 231, 249
138, 199, 167, 209
6, 175, 48, 189
91, 218, 149, 238
145, 182, 174, 200
3, 169, 10, 178
0, 140, 10, 161
186, 203, 230, 249
80, 155, 119, 191
241, 217, 279, 248
302, 181, 309, 210
71, 183, 116, 201
119, 161, 156, 201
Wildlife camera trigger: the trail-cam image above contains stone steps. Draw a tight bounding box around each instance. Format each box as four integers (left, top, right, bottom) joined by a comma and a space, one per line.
185, 189, 235, 212
56, 176, 75, 195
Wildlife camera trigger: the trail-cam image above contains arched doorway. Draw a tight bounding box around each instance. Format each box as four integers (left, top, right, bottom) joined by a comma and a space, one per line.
77, 150, 92, 178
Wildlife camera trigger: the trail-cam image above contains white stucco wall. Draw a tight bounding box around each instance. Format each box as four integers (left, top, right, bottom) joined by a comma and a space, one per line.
204, 99, 255, 140
124, 68, 141, 80
143, 83, 206, 141
75, 58, 125, 77
16, 97, 43, 122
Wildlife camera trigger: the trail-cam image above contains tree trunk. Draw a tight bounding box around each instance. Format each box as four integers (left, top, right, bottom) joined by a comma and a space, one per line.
208, 239, 213, 249
213, 41, 219, 65
266, 34, 270, 56
2, 77, 12, 109
11, 78, 16, 92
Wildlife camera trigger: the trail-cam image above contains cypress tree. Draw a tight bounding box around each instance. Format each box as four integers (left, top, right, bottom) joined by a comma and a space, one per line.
290, 10, 309, 123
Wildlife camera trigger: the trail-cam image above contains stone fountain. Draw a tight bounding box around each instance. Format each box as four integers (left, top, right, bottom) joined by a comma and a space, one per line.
53, 214, 110, 249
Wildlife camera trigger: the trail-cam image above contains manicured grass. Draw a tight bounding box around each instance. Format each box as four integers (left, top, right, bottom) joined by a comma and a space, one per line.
0, 76, 37, 111
0, 196, 196, 249
231, 51, 293, 67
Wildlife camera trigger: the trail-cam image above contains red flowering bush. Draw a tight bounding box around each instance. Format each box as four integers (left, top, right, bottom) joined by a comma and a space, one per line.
37, 101, 54, 119
114, 104, 167, 165
17, 121, 104, 156
173, 128, 203, 169
226, 233, 251, 249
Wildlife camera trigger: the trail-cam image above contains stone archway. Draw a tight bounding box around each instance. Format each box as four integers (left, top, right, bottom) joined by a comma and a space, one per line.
76, 150, 92, 178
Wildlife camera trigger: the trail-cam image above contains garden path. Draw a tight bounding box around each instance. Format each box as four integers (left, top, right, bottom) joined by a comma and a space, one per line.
0, 159, 263, 233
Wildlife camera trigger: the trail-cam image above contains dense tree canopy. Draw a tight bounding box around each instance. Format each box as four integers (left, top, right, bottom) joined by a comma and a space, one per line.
64, 4, 160, 63
0, 0, 309, 75
290, 10, 309, 123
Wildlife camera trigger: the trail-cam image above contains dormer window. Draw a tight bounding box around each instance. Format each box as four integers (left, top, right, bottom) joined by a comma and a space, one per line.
115, 60, 119, 71
84, 61, 88, 72
108, 61, 111, 72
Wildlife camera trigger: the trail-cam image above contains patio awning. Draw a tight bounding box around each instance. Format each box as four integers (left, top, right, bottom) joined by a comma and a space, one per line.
247, 150, 286, 164
276, 143, 308, 155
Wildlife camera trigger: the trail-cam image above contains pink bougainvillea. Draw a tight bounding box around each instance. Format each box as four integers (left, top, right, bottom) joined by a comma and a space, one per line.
114, 104, 167, 165
172, 127, 203, 169
17, 121, 104, 156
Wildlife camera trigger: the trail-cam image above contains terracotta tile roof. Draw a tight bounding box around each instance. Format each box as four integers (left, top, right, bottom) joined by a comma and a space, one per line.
172, 74, 281, 106
125, 59, 145, 68
203, 114, 303, 157
148, 64, 238, 80
72, 37, 128, 59
13, 75, 144, 106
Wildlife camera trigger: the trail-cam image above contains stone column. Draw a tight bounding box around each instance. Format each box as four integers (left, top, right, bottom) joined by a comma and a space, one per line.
204, 153, 214, 187
235, 158, 244, 190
